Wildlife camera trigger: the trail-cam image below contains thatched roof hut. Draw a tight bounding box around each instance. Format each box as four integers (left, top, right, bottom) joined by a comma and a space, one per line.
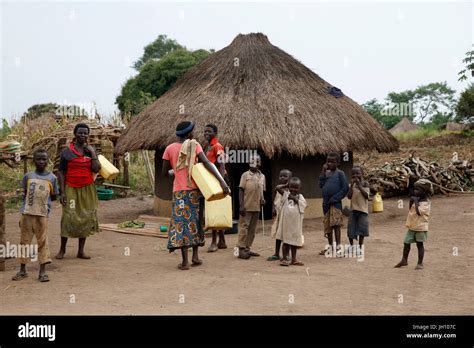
389, 117, 419, 135
116, 33, 398, 156
116, 33, 399, 218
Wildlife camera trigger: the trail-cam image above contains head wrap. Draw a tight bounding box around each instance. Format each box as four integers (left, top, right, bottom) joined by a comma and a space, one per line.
176, 121, 195, 137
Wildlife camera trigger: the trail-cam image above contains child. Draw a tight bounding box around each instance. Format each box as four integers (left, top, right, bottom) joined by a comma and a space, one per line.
12, 148, 59, 282
237, 154, 266, 260
275, 177, 307, 266
319, 152, 349, 255
267, 169, 292, 261
394, 179, 433, 270
347, 165, 370, 250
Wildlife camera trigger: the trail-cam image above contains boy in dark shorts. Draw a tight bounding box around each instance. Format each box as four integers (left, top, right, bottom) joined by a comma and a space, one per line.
347, 165, 370, 251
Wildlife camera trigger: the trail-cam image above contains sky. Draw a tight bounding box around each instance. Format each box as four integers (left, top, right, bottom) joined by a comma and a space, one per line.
1, 0, 472, 121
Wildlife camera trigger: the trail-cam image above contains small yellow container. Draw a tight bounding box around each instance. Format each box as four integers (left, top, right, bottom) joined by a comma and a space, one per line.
98, 154, 120, 180
204, 195, 232, 230
191, 163, 225, 201
372, 192, 383, 213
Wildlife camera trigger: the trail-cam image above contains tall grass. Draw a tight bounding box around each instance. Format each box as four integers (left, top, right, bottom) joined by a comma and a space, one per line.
395, 129, 455, 141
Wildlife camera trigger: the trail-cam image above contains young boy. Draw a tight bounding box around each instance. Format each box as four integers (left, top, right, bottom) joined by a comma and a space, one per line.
394, 179, 433, 270
12, 148, 59, 282
319, 152, 349, 255
275, 177, 306, 266
347, 165, 370, 249
237, 155, 266, 260
267, 169, 292, 261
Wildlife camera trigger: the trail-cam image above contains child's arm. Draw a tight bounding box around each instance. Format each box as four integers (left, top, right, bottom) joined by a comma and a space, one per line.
50, 176, 60, 201
357, 180, 369, 200
288, 193, 299, 203
414, 198, 421, 216
319, 164, 328, 188
328, 171, 349, 203
275, 183, 288, 195
347, 180, 354, 199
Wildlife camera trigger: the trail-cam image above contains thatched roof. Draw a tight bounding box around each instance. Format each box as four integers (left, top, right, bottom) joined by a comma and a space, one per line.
116, 33, 398, 157
389, 117, 419, 135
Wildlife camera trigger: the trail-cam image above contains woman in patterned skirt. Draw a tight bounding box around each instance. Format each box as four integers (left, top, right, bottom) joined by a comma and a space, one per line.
162, 121, 230, 270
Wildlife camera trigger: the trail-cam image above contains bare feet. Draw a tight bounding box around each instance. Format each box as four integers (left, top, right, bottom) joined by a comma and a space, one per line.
415, 264, 424, 270
394, 260, 408, 268
191, 259, 203, 267
207, 244, 218, 253
178, 263, 190, 270
55, 251, 65, 260
77, 253, 91, 259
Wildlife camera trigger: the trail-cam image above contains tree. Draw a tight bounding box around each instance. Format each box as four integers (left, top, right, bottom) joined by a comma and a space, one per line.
133, 35, 183, 70
455, 83, 474, 124
362, 99, 403, 129
458, 49, 474, 82
412, 82, 456, 122
363, 82, 457, 129
117, 48, 212, 115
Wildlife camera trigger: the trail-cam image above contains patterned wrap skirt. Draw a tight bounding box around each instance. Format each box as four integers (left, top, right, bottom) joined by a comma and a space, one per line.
61, 184, 99, 238
167, 189, 201, 251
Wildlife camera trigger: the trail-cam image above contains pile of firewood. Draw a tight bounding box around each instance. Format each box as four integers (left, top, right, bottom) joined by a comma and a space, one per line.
366, 156, 473, 195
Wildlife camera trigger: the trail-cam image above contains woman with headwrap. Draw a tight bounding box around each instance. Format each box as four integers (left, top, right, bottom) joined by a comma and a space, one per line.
162, 121, 230, 270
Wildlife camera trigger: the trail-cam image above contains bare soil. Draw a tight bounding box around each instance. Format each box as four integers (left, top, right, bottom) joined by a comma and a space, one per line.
1, 194, 473, 315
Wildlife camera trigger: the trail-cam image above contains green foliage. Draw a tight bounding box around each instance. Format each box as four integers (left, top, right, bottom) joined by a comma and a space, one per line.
0, 119, 11, 140
412, 82, 456, 122
116, 48, 212, 116
362, 99, 403, 129
363, 81, 457, 129
455, 83, 474, 124
458, 49, 474, 82
133, 34, 183, 70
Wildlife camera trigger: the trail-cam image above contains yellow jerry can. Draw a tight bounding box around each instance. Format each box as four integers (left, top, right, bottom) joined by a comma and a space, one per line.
191, 163, 225, 201
98, 154, 120, 180
372, 192, 383, 213
204, 195, 232, 230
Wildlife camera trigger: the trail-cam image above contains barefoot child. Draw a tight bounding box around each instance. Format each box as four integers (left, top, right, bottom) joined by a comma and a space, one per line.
12, 149, 59, 282
237, 154, 266, 259
319, 152, 349, 255
275, 177, 307, 266
267, 169, 292, 261
203, 123, 228, 252
394, 179, 433, 270
347, 165, 370, 250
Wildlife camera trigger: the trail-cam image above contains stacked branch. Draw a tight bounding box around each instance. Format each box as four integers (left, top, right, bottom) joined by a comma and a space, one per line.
366, 156, 473, 196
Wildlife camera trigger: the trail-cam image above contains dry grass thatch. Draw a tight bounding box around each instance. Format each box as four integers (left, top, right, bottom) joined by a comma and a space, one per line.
116, 33, 399, 157
389, 117, 419, 135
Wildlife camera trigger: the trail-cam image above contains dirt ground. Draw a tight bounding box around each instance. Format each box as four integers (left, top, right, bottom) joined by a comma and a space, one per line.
1, 194, 473, 315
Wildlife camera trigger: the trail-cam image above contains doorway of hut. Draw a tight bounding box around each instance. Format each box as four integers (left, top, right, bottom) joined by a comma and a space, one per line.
227, 153, 273, 221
